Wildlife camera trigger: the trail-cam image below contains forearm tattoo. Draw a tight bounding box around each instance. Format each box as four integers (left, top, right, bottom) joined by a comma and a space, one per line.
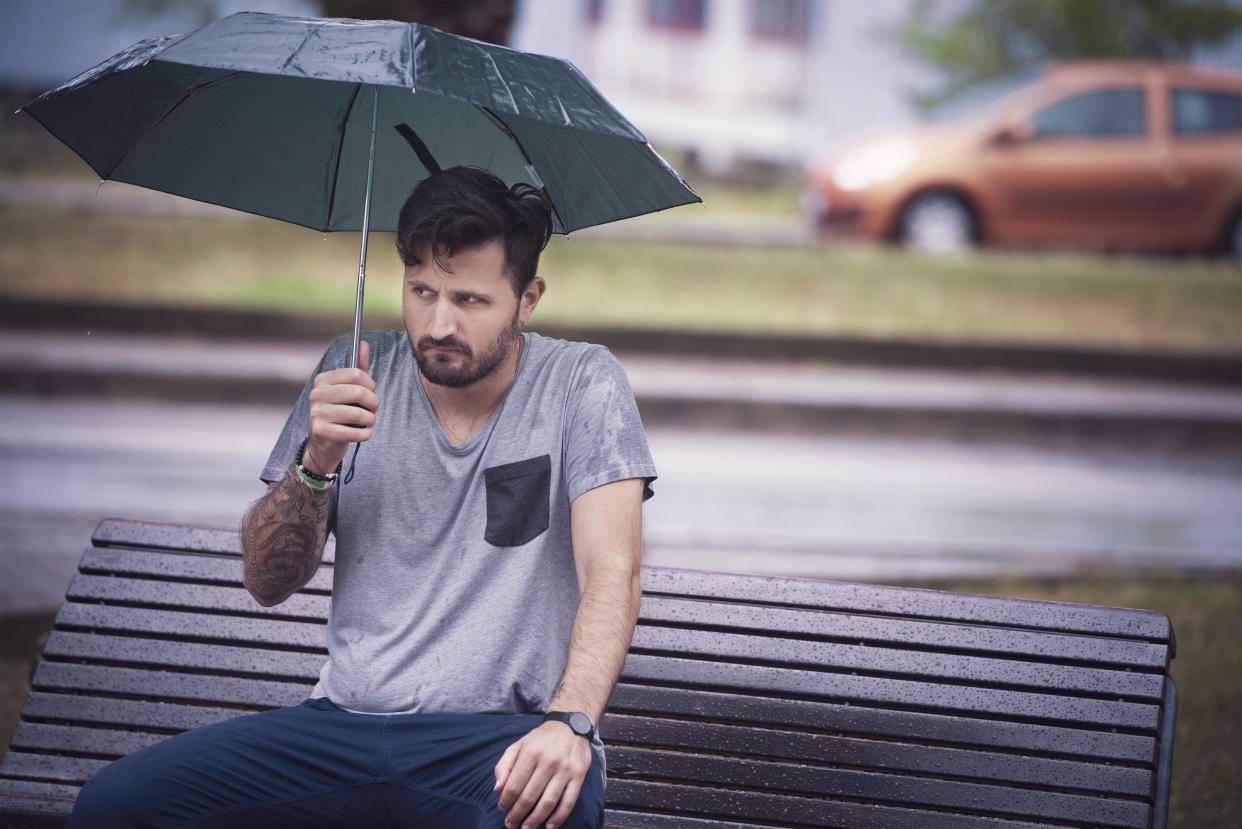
241, 464, 330, 603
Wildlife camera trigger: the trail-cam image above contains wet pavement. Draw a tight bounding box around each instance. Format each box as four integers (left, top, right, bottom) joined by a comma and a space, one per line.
3, 389, 1240, 616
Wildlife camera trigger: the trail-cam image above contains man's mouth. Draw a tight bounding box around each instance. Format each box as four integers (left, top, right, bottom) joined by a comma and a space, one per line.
419, 337, 470, 357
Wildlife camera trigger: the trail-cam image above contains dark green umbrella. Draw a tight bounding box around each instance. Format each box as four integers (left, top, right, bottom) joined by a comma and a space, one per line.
22, 11, 700, 365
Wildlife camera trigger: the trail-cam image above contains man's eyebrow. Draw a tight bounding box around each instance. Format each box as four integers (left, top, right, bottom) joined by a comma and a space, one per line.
449, 286, 492, 299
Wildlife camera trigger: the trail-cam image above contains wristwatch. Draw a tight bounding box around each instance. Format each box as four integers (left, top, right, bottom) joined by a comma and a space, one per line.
542, 711, 594, 741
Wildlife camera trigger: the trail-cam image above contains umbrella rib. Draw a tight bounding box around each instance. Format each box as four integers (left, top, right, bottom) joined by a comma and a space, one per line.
477, 106, 569, 234
102, 70, 246, 181
324, 83, 363, 232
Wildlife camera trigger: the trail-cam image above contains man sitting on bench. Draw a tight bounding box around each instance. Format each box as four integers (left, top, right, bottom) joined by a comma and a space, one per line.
68, 167, 656, 829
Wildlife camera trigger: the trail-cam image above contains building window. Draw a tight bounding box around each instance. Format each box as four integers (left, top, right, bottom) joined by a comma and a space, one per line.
751, 0, 809, 40
648, 0, 707, 32
585, 0, 604, 26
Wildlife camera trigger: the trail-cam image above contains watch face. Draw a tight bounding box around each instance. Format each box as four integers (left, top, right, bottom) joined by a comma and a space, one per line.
568, 712, 592, 736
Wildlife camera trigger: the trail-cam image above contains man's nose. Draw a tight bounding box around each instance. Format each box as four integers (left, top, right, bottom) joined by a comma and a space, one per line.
427, 298, 458, 340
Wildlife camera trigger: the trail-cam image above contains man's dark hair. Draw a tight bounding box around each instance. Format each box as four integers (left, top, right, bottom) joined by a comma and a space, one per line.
396, 167, 554, 296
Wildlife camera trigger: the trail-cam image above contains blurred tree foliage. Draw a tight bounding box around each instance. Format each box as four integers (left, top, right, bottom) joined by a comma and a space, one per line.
886, 0, 1242, 112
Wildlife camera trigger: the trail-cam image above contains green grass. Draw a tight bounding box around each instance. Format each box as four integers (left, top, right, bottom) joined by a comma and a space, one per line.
938, 575, 1242, 829
1, 576, 1236, 827
2, 204, 1241, 353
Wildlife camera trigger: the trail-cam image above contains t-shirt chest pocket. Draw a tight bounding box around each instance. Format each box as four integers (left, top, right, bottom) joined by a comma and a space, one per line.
483, 454, 551, 547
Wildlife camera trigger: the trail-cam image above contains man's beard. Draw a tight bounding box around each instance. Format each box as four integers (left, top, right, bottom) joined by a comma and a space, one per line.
414, 314, 521, 389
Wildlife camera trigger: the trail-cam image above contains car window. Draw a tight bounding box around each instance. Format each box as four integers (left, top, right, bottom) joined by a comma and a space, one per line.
1031, 87, 1146, 139
1173, 87, 1242, 135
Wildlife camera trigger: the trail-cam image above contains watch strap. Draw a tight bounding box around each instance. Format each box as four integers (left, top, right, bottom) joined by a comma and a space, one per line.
541, 710, 594, 741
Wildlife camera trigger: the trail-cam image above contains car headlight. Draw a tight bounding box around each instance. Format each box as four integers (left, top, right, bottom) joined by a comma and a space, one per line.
831, 138, 916, 192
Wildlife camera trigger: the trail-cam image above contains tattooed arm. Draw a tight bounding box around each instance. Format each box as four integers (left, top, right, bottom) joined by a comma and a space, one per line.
240, 470, 333, 607
241, 339, 378, 607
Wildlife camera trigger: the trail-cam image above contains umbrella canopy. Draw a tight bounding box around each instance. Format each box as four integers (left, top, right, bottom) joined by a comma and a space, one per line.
21, 10, 700, 235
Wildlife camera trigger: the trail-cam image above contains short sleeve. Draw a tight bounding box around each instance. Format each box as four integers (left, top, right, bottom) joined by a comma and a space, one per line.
260, 334, 354, 485
562, 347, 656, 503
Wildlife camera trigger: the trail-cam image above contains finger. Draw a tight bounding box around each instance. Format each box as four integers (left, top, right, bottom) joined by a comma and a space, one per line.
498, 750, 536, 812
494, 742, 520, 792
307, 408, 375, 448
314, 367, 378, 393
546, 776, 582, 829
522, 773, 568, 829
309, 385, 380, 418
318, 401, 377, 428
506, 765, 556, 829
358, 338, 370, 374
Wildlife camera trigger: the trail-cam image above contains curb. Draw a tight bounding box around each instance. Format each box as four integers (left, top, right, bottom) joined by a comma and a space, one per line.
4, 296, 1240, 386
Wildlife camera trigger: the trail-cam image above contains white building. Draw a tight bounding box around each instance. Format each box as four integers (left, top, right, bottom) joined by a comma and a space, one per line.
512, 0, 934, 175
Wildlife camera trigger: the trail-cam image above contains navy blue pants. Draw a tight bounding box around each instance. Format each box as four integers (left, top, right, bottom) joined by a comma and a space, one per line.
69, 699, 605, 828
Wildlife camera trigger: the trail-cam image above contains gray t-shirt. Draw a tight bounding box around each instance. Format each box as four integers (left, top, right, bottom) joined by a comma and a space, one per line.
262, 330, 655, 721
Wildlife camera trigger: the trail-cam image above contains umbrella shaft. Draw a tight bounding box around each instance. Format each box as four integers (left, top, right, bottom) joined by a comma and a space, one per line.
352, 85, 380, 371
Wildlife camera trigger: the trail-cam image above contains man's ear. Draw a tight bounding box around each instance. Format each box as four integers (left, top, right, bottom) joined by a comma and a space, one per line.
519, 276, 546, 325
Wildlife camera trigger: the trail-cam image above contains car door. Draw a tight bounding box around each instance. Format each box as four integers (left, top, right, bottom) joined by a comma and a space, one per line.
981, 83, 1179, 249
1164, 83, 1242, 250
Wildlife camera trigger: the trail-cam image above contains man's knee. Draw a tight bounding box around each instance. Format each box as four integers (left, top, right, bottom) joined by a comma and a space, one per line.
70, 755, 160, 828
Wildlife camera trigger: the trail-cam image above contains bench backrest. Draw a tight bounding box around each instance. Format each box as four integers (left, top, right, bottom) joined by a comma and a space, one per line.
1, 519, 1177, 828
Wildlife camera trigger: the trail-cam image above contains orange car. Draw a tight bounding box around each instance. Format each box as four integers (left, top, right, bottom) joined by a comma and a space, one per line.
803, 61, 1242, 259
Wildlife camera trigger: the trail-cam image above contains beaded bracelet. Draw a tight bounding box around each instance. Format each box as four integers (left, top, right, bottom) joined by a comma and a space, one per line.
295, 438, 340, 489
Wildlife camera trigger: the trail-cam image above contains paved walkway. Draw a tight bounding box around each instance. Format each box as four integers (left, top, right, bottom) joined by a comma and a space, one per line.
4, 329, 1242, 442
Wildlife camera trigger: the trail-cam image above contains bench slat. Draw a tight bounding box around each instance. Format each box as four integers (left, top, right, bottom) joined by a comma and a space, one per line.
31, 663, 311, 710
0, 779, 78, 825
54, 603, 327, 650
90, 520, 338, 565
19, 692, 250, 733
65, 575, 329, 621
605, 780, 1057, 829
642, 570, 1173, 642
42, 632, 325, 682
605, 685, 1157, 764
602, 716, 1152, 797
640, 595, 1169, 668
605, 747, 1150, 827
631, 625, 1165, 699
79, 547, 334, 593
621, 654, 1161, 731
92, 520, 242, 555
9, 723, 164, 760
603, 813, 767, 829
0, 754, 108, 787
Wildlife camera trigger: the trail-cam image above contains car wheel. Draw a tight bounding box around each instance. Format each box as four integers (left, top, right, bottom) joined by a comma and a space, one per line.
899, 192, 975, 254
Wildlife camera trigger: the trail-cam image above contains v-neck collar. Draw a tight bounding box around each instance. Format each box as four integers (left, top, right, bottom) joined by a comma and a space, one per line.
411, 332, 531, 455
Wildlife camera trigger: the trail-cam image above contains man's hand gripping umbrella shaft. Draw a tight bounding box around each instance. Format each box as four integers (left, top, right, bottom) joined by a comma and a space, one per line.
240, 340, 378, 607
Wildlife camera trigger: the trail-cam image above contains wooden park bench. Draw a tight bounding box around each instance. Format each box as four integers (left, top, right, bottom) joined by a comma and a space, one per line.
1, 518, 1177, 828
